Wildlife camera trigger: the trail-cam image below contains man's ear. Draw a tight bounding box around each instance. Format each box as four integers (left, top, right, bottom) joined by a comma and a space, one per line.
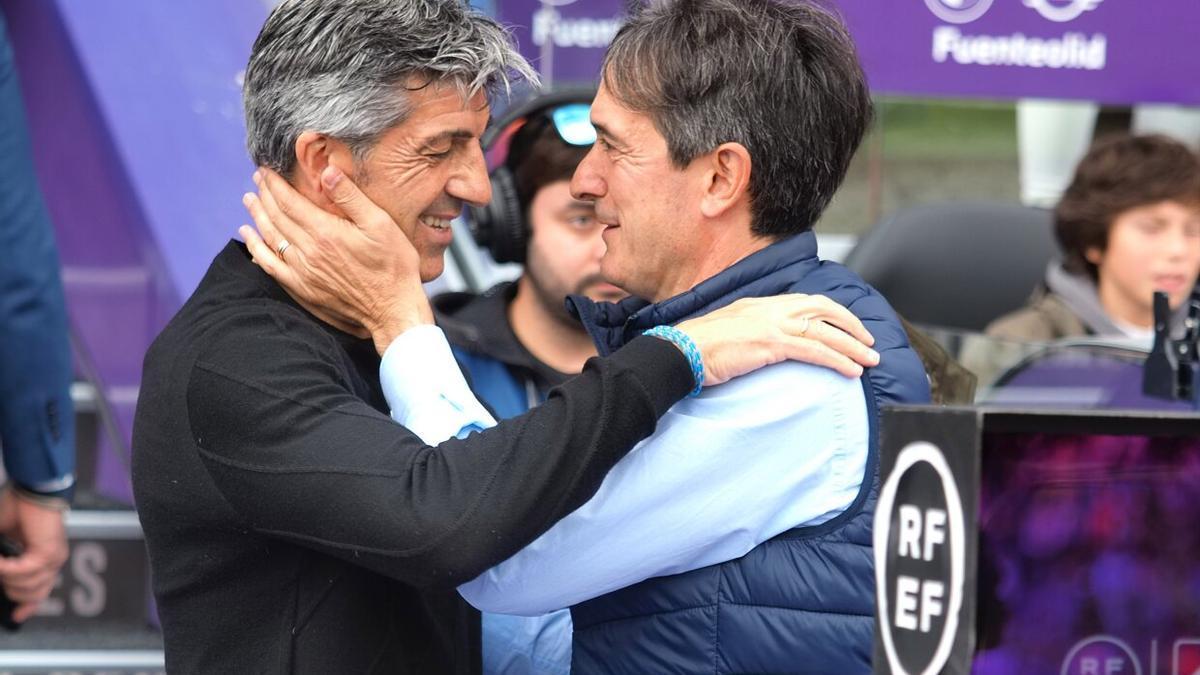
699, 142, 752, 220
1085, 245, 1105, 266
293, 132, 357, 212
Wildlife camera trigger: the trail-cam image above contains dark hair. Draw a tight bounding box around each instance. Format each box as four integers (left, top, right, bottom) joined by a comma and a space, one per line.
507, 115, 591, 212
1056, 133, 1200, 281
602, 0, 872, 237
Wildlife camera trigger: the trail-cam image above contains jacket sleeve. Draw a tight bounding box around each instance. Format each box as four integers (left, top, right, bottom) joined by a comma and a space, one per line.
0, 18, 75, 500
187, 313, 692, 590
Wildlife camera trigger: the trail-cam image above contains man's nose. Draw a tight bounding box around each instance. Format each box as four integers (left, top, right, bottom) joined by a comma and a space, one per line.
570, 145, 605, 202
450, 143, 492, 207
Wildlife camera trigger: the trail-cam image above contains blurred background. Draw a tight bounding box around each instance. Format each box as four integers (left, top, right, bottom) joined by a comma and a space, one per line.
1, 0, 1197, 671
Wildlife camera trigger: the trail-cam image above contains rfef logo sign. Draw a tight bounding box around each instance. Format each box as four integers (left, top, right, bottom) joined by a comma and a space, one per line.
875, 442, 967, 675
1060, 635, 1141, 675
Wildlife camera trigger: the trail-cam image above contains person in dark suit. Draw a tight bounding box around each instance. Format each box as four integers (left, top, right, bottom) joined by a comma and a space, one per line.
0, 9, 76, 624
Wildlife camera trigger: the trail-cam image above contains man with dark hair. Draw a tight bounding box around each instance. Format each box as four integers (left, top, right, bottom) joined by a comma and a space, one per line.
441, 92, 622, 417
243, 0, 931, 671
464, 3, 929, 671
133, 0, 877, 672
989, 133, 1200, 341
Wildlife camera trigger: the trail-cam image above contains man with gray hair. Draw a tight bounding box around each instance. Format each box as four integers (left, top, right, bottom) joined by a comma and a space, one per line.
242, 0, 932, 672
131, 1, 878, 672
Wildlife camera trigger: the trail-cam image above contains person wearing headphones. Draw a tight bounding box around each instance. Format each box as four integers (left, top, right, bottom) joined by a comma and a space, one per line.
441, 89, 620, 420
435, 89, 609, 674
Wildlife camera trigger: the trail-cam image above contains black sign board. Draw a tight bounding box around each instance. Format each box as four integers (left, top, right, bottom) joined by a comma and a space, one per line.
874, 407, 980, 675
873, 406, 1200, 675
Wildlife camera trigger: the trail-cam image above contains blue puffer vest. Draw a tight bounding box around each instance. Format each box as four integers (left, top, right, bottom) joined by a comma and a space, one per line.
565, 232, 931, 674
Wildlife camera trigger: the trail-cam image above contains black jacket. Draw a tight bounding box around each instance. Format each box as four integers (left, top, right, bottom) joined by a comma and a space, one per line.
131, 242, 692, 673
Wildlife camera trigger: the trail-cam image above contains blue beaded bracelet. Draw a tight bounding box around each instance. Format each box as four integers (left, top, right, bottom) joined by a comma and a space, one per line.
643, 325, 704, 397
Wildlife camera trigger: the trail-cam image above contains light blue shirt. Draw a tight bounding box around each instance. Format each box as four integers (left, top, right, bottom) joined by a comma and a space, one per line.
380, 326, 868, 662
381, 326, 569, 674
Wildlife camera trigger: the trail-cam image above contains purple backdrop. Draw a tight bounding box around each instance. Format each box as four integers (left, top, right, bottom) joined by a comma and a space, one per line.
840, 0, 1200, 105
495, 0, 620, 86
499, 0, 1200, 105
3, 0, 266, 503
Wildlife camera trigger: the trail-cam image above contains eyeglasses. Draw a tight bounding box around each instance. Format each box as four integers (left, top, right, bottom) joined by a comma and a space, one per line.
549, 103, 596, 146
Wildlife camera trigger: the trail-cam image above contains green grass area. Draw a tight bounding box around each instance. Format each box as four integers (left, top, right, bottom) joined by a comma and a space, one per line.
817, 97, 1022, 236
876, 98, 1018, 160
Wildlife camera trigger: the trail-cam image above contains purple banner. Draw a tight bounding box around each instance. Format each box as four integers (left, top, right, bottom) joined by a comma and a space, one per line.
495, 0, 1200, 105
495, 0, 622, 85
838, 0, 1200, 105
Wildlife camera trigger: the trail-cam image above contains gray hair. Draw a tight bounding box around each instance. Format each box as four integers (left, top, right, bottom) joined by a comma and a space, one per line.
244, 0, 536, 176
604, 0, 872, 237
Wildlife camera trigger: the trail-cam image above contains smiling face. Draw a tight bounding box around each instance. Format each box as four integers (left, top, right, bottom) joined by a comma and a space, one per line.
568, 82, 708, 302
351, 81, 492, 282
1088, 200, 1200, 326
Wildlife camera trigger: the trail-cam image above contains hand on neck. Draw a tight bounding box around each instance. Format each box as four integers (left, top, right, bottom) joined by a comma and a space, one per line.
272, 169, 374, 340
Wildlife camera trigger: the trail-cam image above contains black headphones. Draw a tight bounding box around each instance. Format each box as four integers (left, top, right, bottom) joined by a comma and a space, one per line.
467, 86, 597, 264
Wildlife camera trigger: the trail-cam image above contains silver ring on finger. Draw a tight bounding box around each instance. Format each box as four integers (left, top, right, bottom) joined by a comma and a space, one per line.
277, 239, 291, 259
798, 315, 811, 337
